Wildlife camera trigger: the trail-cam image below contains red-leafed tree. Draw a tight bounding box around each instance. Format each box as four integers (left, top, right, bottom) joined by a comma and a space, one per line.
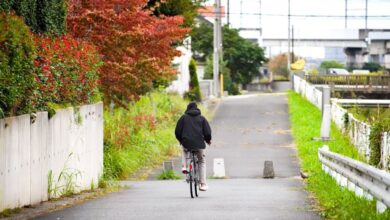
67, 0, 189, 105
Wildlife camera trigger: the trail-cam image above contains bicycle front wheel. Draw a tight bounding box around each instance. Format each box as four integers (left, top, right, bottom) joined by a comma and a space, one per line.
190, 178, 194, 198
194, 169, 198, 197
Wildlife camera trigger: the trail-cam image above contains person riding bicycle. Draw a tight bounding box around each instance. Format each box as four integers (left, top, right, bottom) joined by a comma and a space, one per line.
175, 102, 212, 191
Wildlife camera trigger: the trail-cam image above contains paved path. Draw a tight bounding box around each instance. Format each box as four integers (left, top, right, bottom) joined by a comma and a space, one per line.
35, 93, 319, 220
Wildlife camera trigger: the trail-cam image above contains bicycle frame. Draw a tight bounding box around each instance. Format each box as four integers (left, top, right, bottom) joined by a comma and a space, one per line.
186, 150, 200, 198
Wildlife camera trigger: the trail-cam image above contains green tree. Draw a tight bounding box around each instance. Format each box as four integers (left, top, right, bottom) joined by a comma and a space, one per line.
320, 60, 345, 69
0, 0, 66, 35
191, 23, 266, 87
185, 59, 202, 102
362, 62, 382, 72
191, 22, 213, 60
147, 0, 204, 27
204, 55, 238, 95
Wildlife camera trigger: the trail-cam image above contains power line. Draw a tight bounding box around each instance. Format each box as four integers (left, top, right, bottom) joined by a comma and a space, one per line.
200, 11, 390, 19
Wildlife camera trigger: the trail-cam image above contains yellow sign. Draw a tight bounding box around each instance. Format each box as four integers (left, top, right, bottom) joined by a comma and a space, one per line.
291, 59, 305, 71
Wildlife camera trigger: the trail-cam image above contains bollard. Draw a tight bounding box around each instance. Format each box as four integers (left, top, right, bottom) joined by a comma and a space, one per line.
320, 86, 331, 141
263, 161, 275, 179
213, 158, 225, 178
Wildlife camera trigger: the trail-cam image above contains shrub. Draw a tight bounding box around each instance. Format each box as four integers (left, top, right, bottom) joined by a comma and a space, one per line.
0, 13, 37, 117
103, 92, 191, 179
362, 62, 382, 72
33, 35, 102, 109
185, 59, 202, 102
320, 60, 345, 69
369, 119, 390, 168
0, 0, 67, 35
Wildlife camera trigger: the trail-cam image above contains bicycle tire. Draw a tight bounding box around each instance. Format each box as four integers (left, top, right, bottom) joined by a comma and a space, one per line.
193, 153, 199, 197
190, 178, 194, 198
189, 154, 194, 199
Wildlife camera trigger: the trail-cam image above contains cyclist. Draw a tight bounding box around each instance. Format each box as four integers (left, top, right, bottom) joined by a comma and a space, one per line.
175, 102, 212, 191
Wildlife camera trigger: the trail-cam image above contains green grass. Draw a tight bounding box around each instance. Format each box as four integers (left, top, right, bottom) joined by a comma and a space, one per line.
287, 91, 390, 219
347, 106, 390, 124
103, 92, 209, 180
157, 170, 182, 180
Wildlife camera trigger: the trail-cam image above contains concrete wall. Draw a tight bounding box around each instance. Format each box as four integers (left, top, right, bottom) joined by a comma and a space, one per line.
0, 103, 103, 212
293, 75, 323, 109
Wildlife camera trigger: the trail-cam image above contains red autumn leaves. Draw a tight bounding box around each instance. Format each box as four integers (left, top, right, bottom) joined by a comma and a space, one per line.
67, 0, 189, 105
34, 35, 101, 106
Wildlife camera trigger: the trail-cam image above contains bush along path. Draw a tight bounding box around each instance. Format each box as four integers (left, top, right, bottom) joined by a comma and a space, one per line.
103, 92, 209, 180
287, 91, 390, 219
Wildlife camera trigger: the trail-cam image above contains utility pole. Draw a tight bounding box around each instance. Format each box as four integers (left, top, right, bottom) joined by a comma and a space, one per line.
227, 0, 230, 26
258, 0, 263, 47
292, 25, 294, 64
287, 0, 291, 71
365, 0, 368, 31
345, 0, 348, 28
240, 0, 243, 28
213, 0, 221, 97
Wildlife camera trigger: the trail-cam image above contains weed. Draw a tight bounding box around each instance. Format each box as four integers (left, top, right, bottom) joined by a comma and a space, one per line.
0, 208, 22, 218
74, 107, 83, 125
90, 180, 95, 190
47, 153, 82, 199
157, 170, 182, 180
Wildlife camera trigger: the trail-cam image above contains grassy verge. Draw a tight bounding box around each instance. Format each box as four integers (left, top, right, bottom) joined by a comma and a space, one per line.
103, 92, 208, 180
287, 91, 390, 219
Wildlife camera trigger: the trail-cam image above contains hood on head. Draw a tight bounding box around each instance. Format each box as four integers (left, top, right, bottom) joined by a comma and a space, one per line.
185, 102, 201, 116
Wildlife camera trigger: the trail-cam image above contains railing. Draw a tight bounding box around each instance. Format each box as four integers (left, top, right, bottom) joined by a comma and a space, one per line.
319, 146, 390, 213
305, 75, 390, 92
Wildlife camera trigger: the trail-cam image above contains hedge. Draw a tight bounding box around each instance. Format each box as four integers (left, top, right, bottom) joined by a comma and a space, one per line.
0, 0, 66, 35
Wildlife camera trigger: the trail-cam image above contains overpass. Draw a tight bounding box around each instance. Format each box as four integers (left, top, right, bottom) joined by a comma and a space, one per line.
262, 29, 390, 48
263, 39, 366, 48
261, 29, 390, 69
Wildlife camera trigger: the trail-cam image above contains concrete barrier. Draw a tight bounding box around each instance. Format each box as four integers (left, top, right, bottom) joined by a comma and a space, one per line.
0, 103, 103, 212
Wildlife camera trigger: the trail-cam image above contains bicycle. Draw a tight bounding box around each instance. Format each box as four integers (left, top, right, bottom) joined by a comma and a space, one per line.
185, 150, 200, 198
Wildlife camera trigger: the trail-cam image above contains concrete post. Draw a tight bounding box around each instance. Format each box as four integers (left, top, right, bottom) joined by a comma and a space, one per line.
320, 86, 331, 141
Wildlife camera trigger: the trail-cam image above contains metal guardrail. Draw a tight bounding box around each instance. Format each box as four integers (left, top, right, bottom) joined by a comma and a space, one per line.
318, 146, 390, 213
305, 75, 390, 93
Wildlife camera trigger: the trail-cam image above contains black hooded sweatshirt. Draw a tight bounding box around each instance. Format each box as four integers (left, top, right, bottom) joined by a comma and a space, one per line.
175, 103, 212, 150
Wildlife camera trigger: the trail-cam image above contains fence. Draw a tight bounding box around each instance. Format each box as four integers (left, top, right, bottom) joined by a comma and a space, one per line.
305, 74, 390, 93
330, 102, 372, 161
319, 146, 390, 213
0, 103, 103, 212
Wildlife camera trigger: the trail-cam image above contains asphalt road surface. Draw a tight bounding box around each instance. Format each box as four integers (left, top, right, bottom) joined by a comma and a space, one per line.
35, 93, 319, 220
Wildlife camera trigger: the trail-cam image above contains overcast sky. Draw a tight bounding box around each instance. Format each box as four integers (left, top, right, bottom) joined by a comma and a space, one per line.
205, 0, 390, 58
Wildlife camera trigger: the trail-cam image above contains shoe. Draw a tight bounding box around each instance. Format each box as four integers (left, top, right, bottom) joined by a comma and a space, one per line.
181, 167, 188, 174
199, 183, 208, 191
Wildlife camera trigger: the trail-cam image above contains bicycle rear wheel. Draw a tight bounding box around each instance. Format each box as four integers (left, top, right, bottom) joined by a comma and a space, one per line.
193, 154, 198, 197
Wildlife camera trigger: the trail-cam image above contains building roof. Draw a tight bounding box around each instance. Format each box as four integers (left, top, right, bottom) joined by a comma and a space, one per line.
198, 6, 225, 18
